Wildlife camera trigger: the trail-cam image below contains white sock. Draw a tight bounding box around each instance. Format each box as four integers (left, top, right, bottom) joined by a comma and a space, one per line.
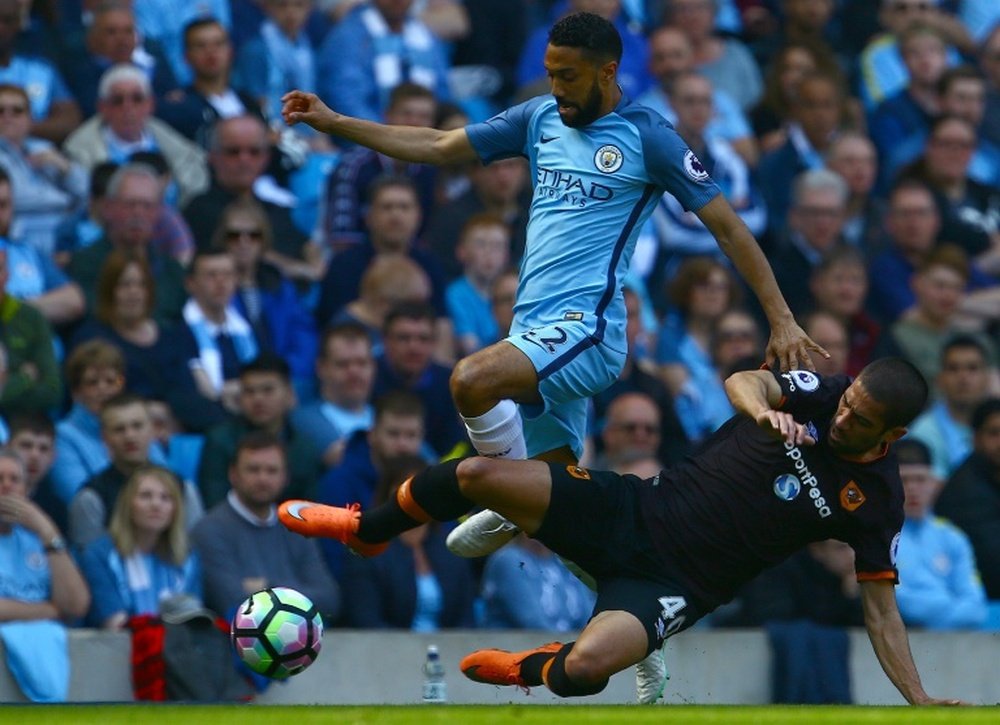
462, 399, 526, 460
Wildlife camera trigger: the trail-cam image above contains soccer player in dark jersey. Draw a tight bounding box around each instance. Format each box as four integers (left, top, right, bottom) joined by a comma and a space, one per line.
278, 357, 962, 705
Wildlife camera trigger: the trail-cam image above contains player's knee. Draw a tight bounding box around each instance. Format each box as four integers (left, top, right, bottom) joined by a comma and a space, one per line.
564, 643, 614, 686
449, 356, 484, 411
455, 456, 498, 497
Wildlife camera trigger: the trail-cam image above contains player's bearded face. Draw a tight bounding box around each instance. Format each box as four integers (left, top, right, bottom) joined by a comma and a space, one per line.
555, 76, 604, 128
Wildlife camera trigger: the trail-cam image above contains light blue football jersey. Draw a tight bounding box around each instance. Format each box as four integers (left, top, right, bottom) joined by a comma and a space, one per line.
466, 94, 721, 353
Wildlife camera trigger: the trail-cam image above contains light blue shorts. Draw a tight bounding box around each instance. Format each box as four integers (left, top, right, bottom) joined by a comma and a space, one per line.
506, 319, 626, 459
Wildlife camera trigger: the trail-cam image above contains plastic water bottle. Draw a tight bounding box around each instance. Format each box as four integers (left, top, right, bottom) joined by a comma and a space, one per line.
422, 645, 447, 703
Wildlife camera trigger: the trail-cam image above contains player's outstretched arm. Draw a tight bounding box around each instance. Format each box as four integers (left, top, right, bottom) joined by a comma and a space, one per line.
281, 90, 479, 166
860, 580, 966, 706
724, 370, 815, 446
696, 195, 828, 372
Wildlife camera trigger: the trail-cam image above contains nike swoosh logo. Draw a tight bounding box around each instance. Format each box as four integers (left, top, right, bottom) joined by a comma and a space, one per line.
285, 501, 311, 521
540, 135, 559, 144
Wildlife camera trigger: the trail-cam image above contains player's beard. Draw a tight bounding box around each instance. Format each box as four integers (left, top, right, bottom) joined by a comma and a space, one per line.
556, 80, 604, 128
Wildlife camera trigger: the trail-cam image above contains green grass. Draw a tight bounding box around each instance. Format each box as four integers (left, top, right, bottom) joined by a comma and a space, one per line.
2, 705, 999, 725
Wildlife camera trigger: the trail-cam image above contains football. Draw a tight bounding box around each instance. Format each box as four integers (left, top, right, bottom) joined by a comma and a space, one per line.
230, 587, 324, 679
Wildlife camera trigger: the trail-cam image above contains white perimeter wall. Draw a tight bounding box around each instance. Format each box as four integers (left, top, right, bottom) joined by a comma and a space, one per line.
0, 629, 997, 705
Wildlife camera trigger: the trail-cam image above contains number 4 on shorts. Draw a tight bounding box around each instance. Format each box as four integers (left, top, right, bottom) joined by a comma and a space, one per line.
658, 596, 686, 619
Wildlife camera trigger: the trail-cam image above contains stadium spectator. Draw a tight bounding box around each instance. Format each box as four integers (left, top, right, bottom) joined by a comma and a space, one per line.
757, 71, 848, 232
292, 322, 376, 468
650, 71, 765, 264
0, 0, 82, 144
857, 0, 971, 110
878, 245, 987, 386
0, 448, 89, 702
62, 1, 176, 119
424, 155, 529, 282
315, 390, 426, 580
66, 393, 183, 550
315, 82, 439, 252
67, 163, 188, 323
315, 176, 450, 340
489, 267, 518, 340
53, 161, 118, 268
175, 248, 255, 420
591, 287, 690, 468
446, 213, 510, 357
937, 398, 1000, 600
447, 0, 527, 108
0, 170, 86, 326
937, 66, 1000, 188
196, 354, 320, 509
750, 0, 842, 72
980, 24, 1000, 148
801, 311, 850, 378
749, 42, 824, 152
867, 179, 943, 325
342, 454, 476, 629
770, 169, 849, 317
316, 0, 450, 123
900, 115, 1000, 267
78, 465, 202, 629
907, 335, 995, 479
0, 84, 88, 256
824, 132, 885, 254
663, 0, 762, 111
181, 114, 320, 283
807, 246, 880, 377
191, 431, 340, 620
132, 0, 231, 87
373, 304, 465, 458
212, 197, 317, 393
334, 254, 433, 357
8, 412, 62, 535
593, 391, 663, 474
637, 25, 756, 166
0, 246, 61, 417
155, 18, 262, 147
70, 251, 173, 401
655, 257, 742, 438
894, 439, 988, 630
517, 0, 650, 101
236, 0, 321, 132
868, 22, 948, 188
63, 64, 209, 206
126, 150, 196, 266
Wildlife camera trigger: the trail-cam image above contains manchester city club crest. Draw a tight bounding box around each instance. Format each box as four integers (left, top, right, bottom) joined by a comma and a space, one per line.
683, 149, 710, 182
594, 144, 623, 173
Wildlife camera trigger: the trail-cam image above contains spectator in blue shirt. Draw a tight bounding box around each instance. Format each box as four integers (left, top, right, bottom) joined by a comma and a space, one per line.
894, 439, 988, 630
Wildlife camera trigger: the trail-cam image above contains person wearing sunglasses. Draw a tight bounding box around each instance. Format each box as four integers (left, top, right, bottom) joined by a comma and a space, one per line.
64, 64, 209, 207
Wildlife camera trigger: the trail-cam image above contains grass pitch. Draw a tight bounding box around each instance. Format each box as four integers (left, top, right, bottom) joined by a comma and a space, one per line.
2, 704, 999, 725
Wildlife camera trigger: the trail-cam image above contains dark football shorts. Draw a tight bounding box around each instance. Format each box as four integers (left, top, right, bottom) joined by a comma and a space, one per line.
533, 463, 704, 654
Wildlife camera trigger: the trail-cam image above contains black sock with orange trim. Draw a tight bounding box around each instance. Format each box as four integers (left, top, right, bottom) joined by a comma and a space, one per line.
357, 459, 470, 542
542, 643, 609, 697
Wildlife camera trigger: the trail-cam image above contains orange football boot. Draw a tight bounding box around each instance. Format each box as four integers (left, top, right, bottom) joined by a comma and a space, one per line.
278, 500, 388, 557
460, 642, 564, 688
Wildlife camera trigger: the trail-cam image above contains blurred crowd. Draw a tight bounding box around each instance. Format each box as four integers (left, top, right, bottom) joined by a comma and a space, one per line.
0, 0, 998, 703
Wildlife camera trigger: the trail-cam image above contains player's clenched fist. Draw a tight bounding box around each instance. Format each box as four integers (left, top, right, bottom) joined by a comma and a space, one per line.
281, 91, 334, 129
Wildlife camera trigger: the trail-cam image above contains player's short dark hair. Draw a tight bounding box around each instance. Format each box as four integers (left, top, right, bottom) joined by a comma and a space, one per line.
940, 333, 989, 364
971, 398, 1000, 433
383, 301, 437, 334
857, 357, 929, 429
548, 11, 622, 64
894, 438, 932, 467
8, 411, 54, 440
240, 353, 291, 383
374, 390, 425, 423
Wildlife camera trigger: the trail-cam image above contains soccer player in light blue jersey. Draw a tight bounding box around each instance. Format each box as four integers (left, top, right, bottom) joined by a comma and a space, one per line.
282, 8, 822, 517
282, 10, 824, 704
